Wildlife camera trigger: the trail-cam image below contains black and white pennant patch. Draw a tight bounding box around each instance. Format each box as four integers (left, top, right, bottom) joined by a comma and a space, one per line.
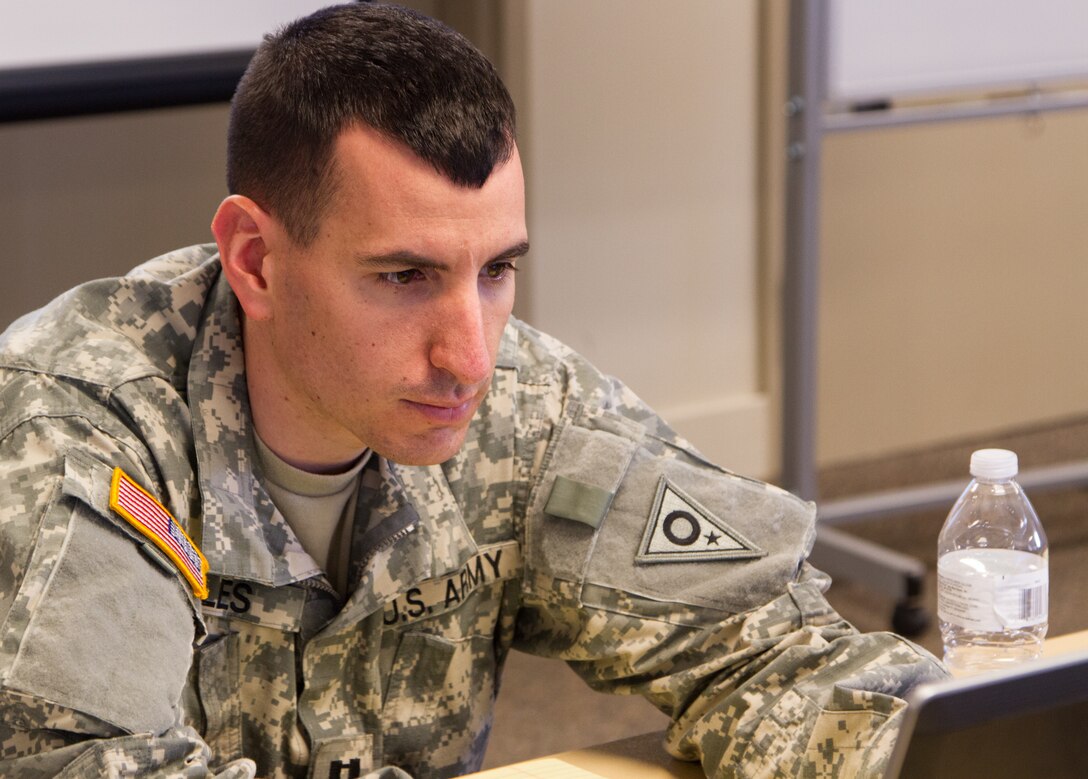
636, 478, 765, 564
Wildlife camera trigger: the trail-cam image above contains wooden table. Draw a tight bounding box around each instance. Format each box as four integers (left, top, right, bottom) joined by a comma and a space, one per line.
1040, 626, 1088, 657
468, 628, 1088, 778
468, 731, 701, 779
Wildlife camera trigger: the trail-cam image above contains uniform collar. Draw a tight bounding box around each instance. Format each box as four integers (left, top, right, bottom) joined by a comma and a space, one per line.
187, 267, 321, 586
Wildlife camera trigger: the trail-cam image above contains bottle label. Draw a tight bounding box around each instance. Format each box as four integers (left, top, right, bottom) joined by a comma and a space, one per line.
938, 548, 1048, 631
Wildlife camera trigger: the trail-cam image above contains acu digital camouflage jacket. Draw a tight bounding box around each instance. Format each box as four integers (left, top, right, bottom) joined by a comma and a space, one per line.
0, 245, 946, 779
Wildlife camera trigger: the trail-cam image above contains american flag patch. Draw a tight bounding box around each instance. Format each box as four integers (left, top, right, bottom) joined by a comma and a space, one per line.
109, 468, 208, 599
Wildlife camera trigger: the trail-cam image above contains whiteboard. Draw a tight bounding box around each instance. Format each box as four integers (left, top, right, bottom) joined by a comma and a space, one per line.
0, 1, 330, 70
0, 1, 333, 121
828, 0, 1088, 105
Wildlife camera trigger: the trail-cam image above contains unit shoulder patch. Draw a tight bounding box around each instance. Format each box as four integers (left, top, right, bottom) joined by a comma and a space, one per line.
109, 467, 209, 599
636, 478, 765, 564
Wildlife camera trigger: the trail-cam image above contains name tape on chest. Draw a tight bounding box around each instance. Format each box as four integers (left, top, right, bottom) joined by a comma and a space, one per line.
383, 540, 521, 627
109, 467, 209, 599
636, 478, 765, 564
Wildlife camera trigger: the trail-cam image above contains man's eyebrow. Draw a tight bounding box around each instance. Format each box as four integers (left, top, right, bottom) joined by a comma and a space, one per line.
354, 240, 530, 270
354, 250, 448, 271
495, 241, 531, 262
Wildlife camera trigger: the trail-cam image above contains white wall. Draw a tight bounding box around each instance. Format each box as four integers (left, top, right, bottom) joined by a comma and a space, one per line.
513, 0, 771, 478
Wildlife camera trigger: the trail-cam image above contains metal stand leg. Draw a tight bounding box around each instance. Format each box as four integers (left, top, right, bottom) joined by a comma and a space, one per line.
810, 526, 929, 636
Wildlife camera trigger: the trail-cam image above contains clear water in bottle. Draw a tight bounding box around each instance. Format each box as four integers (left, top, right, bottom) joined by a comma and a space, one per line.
937, 449, 1048, 675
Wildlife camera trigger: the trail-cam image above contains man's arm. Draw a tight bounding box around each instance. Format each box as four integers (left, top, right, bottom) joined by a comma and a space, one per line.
515, 568, 942, 777
0, 723, 256, 779
0, 400, 254, 778
510, 330, 947, 777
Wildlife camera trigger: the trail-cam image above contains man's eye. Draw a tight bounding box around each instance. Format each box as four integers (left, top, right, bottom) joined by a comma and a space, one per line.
484, 261, 517, 280
381, 269, 424, 285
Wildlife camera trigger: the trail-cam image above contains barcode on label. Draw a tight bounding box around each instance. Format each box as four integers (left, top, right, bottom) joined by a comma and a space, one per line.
1019, 584, 1047, 621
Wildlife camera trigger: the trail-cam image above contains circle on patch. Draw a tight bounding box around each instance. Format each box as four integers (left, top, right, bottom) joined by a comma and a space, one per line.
663, 511, 700, 546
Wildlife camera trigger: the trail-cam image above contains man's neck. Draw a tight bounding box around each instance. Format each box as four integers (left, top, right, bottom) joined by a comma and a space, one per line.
242, 320, 367, 474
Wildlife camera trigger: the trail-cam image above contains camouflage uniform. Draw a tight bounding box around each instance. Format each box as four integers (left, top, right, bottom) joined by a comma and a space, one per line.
0, 245, 946, 779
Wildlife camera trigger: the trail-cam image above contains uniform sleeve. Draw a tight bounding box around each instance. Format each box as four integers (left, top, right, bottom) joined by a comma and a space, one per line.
0, 405, 254, 779
513, 357, 949, 778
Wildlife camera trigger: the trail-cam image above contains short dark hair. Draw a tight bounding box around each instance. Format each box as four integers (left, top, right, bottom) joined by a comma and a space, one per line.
227, 1, 517, 245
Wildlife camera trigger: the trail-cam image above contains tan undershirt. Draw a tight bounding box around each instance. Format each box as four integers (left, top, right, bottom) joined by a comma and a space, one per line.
254, 434, 370, 596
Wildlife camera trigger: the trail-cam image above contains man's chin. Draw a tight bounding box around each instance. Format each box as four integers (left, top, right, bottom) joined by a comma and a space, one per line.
376, 427, 470, 466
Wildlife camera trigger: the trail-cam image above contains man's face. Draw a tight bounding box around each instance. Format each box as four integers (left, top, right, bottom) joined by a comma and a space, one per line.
255, 126, 527, 467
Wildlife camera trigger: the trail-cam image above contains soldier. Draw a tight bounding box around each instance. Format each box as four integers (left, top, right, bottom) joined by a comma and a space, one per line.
0, 3, 947, 778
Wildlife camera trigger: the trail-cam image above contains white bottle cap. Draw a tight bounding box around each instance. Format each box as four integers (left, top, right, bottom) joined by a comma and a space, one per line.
970, 448, 1018, 480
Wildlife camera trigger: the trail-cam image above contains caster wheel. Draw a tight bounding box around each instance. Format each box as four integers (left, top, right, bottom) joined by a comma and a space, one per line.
891, 601, 930, 637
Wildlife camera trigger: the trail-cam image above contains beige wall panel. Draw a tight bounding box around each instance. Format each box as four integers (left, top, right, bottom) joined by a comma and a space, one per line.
818, 109, 1088, 465
516, 0, 770, 477
0, 105, 229, 328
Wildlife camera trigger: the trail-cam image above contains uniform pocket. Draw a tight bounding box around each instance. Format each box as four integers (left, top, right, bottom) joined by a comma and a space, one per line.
0, 451, 202, 738
734, 687, 895, 778
195, 631, 243, 764
525, 409, 641, 583
580, 437, 817, 619
381, 632, 496, 775
4, 505, 198, 735
193, 580, 308, 776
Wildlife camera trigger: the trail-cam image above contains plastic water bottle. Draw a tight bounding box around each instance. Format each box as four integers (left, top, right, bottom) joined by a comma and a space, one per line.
937, 449, 1048, 675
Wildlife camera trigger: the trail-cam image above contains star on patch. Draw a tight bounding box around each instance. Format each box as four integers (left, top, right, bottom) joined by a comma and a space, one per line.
636, 478, 765, 564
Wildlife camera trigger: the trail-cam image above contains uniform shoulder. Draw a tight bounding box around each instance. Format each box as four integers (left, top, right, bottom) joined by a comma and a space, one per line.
0, 244, 221, 390
493, 319, 682, 462
498, 318, 621, 409
499, 317, 579, 376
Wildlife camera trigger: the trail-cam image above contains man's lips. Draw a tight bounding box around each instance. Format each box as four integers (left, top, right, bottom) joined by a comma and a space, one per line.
402, 396, 479, 424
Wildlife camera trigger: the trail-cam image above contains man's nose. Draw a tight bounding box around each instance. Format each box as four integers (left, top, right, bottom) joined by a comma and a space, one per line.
429, 285, 493, 387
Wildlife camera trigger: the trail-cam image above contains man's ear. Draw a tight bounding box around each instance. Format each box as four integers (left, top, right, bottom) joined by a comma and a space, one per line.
211, 195, 279, 321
